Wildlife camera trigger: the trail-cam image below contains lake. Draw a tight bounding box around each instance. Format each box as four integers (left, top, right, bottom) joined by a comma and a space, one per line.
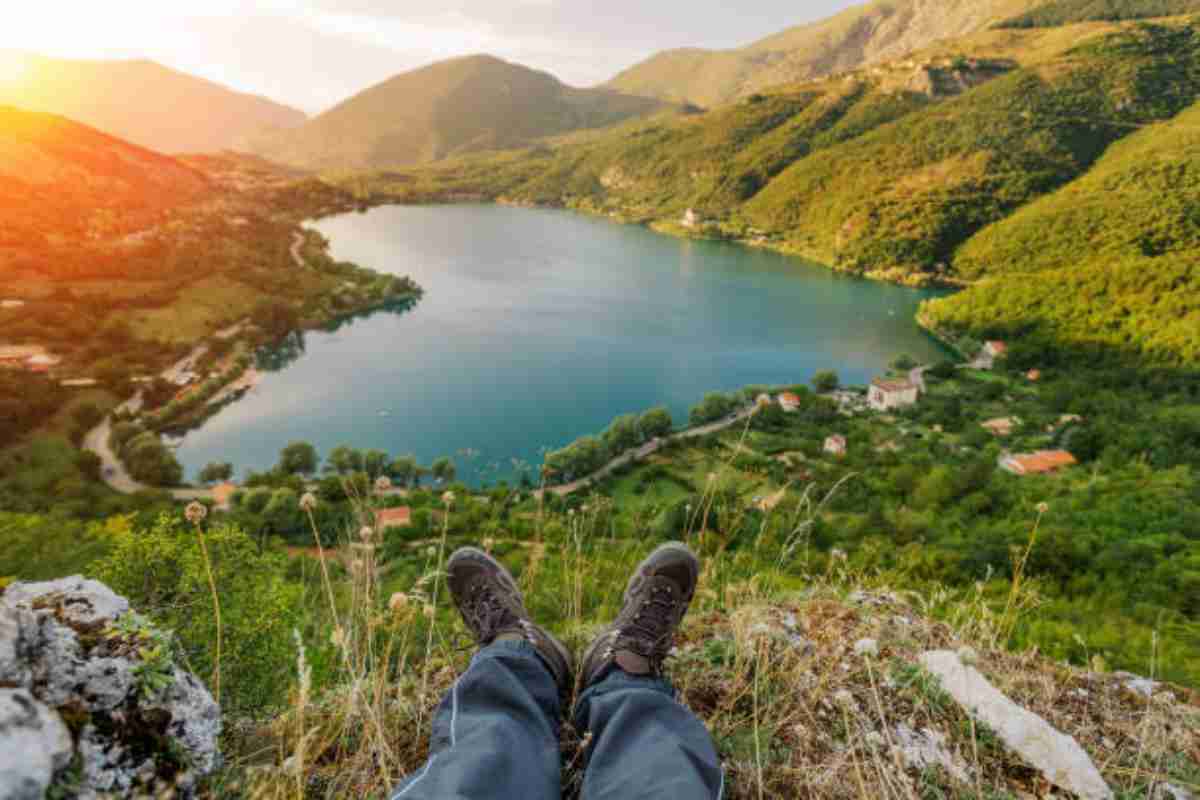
175, 204, 949, 485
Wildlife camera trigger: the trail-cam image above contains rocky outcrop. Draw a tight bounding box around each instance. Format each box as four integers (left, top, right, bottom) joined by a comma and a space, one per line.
0, 576, 221, 799
921, 649, 1113, 800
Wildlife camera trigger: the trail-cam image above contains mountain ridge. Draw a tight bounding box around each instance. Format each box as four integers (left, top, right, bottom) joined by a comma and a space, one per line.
253, 54, 669, 171
0, 51, 307, 154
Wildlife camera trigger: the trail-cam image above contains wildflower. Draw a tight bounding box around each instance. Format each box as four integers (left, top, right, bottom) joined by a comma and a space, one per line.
299, 492, 317, 512
388, 592, 409, 612
482, 537, 496, 552
185, 501, 207, 524
359, 526, 374, 543
375, 475, 392, 494
568, 509, 575, 517
423, 604, 435, 620
1036, 501, 1049, 514
349, 558, 364, 575
831, 548, 848, 561
441, 491, 455, 506
425, 546, 436, 558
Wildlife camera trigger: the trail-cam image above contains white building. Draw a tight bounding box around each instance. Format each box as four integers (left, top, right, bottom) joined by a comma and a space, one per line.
778, 392, 801, 413
682, 208, 700, 229
824, 435, 848, 457
868, 378, 919, 412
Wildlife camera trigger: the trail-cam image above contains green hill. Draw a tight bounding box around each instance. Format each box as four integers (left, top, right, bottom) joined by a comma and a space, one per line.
253, 55, 667, 170
606, 0, 1043, 108
998, 0, 1200, 27
0, 52, 306, 154
0, 106, 208, 247
920, 99, 1200, 360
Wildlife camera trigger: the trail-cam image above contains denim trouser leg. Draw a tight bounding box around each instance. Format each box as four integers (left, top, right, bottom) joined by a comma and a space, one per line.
574, 668, 724, 799
390, 640, 562, 800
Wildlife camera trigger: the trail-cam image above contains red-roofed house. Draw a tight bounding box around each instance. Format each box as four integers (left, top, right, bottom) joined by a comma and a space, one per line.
1000, 451, 1078, 476
375, 507, 412, 530
824, 435, 848, 457
778, 392, 801, 413
984, 341, 1008, 359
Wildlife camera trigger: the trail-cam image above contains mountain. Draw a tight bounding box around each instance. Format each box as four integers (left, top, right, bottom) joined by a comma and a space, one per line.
0, 52, 306, 154
606, 0, 1045, 108
0, 106, 207, 248
384, 17, 1200, 362
252, 54, 668, 170
998, 0, 1200, 27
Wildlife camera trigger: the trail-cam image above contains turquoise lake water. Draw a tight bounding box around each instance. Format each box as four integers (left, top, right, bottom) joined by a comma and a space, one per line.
175, 204, 950, 485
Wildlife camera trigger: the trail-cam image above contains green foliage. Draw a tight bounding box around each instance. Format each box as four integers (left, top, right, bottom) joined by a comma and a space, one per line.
277, 441, 318, 476
198, 462, 234, 485
998, 0, 1200, 28
0, 512, 114, 581
811, 370, 840, 393
92, 514, 303, 713
690, 392, 740, 425
107, 612, 179, 701
122, 431, 183, 487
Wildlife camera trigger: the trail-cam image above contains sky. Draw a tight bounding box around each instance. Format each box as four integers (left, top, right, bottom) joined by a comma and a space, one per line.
0, 0, 863, 113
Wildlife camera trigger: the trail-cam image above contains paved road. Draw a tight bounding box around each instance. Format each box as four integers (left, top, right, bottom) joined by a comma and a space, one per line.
535, 406, 757, 499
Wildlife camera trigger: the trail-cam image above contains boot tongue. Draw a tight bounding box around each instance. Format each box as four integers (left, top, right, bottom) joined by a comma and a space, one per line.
615, 650, 652, 675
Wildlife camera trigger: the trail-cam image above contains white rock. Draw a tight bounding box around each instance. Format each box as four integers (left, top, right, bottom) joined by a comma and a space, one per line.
1158, 783, 1195, 800
1126, 678, 1159, 698
0, 689, 73, 800
892, 723, 972, 784
920, 650, 1113, 800
854, 638, 879, 657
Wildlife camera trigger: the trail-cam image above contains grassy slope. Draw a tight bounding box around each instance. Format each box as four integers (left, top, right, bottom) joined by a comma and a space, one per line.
255, 55, 665, 170
743, 22, 1200, 280
999, 0, 1200, 27
919, 69, 1200, 360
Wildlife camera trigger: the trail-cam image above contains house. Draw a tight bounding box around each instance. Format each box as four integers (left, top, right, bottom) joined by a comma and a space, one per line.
0, 345, 44, 368
26, 354, 62, 373
1000, 451, 1078, 476
981, 417, 1020, 437
756, 393, 774, 409
1026, 369, 1042, 382
374, 507, 413, 530
824, 435, 848, 457
682, 208, 700, 229
60, 379, 100, 389
778, 392, 802, 413
211, 482, 239, 511
984, 341, 1008, 360
1, 300, 25, 310
868, 378, 919, 412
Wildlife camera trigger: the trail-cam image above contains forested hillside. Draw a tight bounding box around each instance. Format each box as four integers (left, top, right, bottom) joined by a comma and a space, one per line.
999, 0, 1200, 27
254, 55, 667, 170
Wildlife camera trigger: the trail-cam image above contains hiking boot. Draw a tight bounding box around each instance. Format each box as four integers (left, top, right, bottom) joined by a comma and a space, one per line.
446, 546, 572, 692
579, 542, 700, 689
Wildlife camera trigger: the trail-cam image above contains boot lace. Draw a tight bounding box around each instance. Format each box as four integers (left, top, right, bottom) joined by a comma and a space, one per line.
615, 584, 677, 666
462, 581, 518, 644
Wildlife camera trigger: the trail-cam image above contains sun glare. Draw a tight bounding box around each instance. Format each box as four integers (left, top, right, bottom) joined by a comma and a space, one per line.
0, 52, 30, 85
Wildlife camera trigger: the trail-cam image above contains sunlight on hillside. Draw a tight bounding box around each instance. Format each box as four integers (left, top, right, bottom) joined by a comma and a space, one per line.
0, 52, 30, 85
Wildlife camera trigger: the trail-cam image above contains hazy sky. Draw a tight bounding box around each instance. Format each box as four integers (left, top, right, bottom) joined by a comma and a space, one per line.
0, 1, 863, 113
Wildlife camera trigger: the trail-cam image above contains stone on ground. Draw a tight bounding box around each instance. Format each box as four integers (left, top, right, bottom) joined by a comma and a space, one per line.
0, 689, 73, 800
920, 650, 1113, 800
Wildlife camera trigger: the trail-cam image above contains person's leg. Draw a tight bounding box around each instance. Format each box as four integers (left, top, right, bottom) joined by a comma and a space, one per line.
391, 547, 573, 800
575, 542, 724, 799
574, 668, 723, 798
390, 640, 562, 799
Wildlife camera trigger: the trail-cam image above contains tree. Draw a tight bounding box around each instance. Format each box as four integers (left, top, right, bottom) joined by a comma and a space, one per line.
637, 407, 673, 440
198, 462, 234, 485
278, 441, 318, 476
363, 449, 390, 478
689, 392, 737, 426
892, 354, 918, 371
431, 457, 457, 485
388, 455, 418, 487
603, 414, 642, 455
928, 361, 958, 381
325, 445, 364, 475
123, 432, 183, 487
72, 402, 105, 433
811, 370, 840, 393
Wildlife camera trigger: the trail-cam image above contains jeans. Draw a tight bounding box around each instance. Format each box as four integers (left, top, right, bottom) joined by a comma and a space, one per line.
391, 640, 724, 799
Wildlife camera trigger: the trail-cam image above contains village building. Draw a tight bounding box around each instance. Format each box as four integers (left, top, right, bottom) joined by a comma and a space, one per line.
26, 354, 62, 373
981, 417, 1020, 437
824, 435, 848, 457
374, 507, 413, 530
778, 392, 801, 413
756, 393, 774, 409
984, 341, 1008, 360
1, 299, 26, 310
211, 482, 239, 512
868, 378, 919, 412
1026, 369, 1042, 382
1000, 451, 1078, 476
60, 378, 100, 389
0, 345, 45, 368
681, 208, 700, 229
